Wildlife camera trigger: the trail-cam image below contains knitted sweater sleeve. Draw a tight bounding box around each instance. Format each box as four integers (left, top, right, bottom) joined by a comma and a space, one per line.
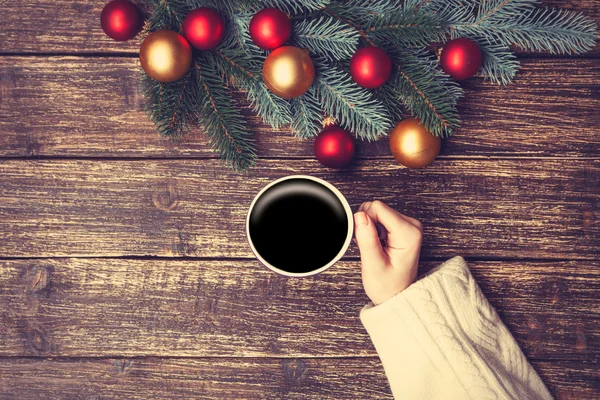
360, 256, 553, 400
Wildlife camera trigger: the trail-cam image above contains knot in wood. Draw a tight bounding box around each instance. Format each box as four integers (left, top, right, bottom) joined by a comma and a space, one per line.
283, 359, 308, 386
152, 182, 179, 211
27, 327, 50, 354
25, 265, 52, 295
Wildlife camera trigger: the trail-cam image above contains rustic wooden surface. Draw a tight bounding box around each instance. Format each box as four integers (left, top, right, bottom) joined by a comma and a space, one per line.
0, 0, 599, 399
0, 58, 599, 157
0, 259, 598, 360
0, 159, 598, 259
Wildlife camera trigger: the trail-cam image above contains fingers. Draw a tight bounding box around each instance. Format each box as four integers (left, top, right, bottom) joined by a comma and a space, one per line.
358, 201, 422, 249
359, 201, 422, 231
353, 211, 387, 271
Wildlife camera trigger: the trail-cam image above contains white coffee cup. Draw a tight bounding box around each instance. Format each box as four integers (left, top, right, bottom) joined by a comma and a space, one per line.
246, 175, 354, 277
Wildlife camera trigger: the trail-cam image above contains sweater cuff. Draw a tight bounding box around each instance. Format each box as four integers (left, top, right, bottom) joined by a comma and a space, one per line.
359, 256, 473, 399
360, 256, 553, 400
360, 256, 469, 329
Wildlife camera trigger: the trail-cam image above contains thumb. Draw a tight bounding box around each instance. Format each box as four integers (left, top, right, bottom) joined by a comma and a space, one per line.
354, 212, 387, 270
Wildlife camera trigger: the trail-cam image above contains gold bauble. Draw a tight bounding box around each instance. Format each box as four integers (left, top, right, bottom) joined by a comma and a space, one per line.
140, 30, 192, 83
262, 46, 315, 99
390, 118, 441, 168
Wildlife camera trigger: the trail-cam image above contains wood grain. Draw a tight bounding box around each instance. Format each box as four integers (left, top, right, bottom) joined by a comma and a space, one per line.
0, 258, 598, 360
0, 57, 598, 158
0, 357, 597, 399
0, 159, 597, 259
0, 0, 598, 55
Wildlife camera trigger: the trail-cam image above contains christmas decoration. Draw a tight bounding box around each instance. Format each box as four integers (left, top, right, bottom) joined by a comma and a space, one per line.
262, 46, 315, 99
350, 47, 392, 89
140, 30, 192, 82
390, 118, 441, 169
440, 38, 482, 80
100, 0, 142, 41
249, 8, 292, 50
314, 126, 356, 168
135, 0, 596, 170
182, 8, 225, 50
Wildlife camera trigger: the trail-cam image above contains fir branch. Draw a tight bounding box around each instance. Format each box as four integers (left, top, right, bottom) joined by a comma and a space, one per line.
258, 0, 331, 13
326, 0, 403, 26
313, 58, 392, 141
290, 87, 323, 138
292, 17, 360, 62
376, 82, 405, 126
195, 55, 257, 171
474, 40, 520, 85
386, 48, 462, 137
444, 0, 597, 55
206, 31, 292, 129
472, 8, 596, 54
364, 8, 446, 47
230, 11, 268, 62
142, 71, 199, 138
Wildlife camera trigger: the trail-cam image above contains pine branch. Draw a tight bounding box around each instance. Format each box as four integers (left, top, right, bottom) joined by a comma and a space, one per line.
443, 0, 597, 55
313, 58, 392, 141
376, 82, 405, 126
480, 8, 596, 54
326, 0, 403, 26
474, 40, 520, 85
206, 31, 292, 129
292, 16, 360, 62
195, 55, 257, 171
290, 86, 323, 138
258, 0, 331, 14
230, 11, 268, 62
142, 71, 199, 138
364, 8, 446, 47
386, 48, 463, 137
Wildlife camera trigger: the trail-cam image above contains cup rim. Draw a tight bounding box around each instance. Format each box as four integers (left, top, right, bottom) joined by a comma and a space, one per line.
246, 175, 354, 277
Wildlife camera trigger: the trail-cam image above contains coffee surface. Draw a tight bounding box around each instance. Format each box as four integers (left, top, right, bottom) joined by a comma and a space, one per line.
248, 178, 349, 274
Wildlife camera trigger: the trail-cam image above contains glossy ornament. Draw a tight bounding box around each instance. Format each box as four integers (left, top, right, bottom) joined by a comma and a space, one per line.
314, 126, 356, 169
390, 118, 441, 168
249, 8, 292, 50
349, 46, 392, 89
182, 8, 225, 50
440, 38, 482, 80
262, 46, 315, 99
140, 30, 193, 83
100, 0, 143, 41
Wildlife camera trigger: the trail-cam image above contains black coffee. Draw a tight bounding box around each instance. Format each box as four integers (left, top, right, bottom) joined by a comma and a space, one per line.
248, 178, 349, 274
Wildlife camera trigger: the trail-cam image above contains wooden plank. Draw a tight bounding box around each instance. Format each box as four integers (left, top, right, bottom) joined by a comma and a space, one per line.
0, 358, 597, 400
0, 258, 598, 360
0, 357, 393, 400
0, 159, 598, 259
0, 57, 599, 158
0, 0, 598, 55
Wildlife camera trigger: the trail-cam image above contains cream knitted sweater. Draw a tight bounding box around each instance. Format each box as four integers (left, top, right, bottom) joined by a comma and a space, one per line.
360, 256, 553, 400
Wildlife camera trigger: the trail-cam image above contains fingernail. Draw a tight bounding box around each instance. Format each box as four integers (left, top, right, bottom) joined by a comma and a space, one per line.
354, 212, 368, 226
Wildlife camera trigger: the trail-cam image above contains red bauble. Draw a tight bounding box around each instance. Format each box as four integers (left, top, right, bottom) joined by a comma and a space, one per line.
249, 8, 292, 50
349, 47, 392, 89
182, 8, 225, 50
100, 0, 143, 41
314, 126, 356, 169
440, 38, 482, 80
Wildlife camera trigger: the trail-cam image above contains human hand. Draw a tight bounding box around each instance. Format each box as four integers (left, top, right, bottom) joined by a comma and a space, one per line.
353, 201, 422, 305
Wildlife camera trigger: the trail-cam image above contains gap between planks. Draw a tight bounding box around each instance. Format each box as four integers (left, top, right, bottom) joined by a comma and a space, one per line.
0, 156, 598, 161
1, 256, 599, 262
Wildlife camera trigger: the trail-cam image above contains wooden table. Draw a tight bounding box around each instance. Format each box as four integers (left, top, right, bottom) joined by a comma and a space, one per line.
0, 1, 599, 399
